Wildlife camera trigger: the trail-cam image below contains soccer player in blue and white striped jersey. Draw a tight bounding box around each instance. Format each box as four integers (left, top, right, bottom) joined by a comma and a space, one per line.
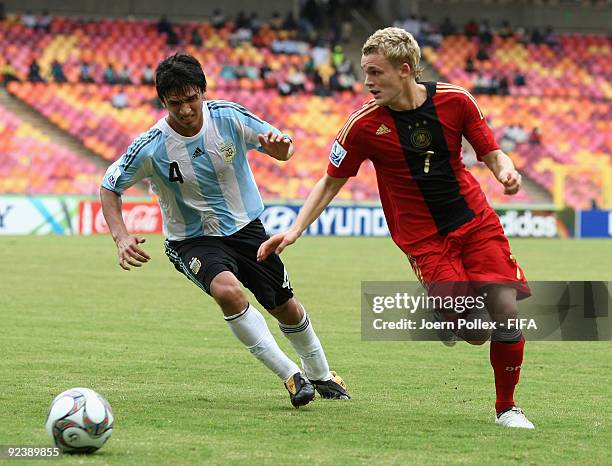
100, 53, 349, 407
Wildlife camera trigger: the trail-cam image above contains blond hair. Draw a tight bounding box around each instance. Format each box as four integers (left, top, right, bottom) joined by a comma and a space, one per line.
362, 27, 424, 80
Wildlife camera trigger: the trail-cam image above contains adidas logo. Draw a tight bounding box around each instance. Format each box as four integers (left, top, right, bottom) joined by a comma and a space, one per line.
376, 124, 391, 135
192, 147, 203, 159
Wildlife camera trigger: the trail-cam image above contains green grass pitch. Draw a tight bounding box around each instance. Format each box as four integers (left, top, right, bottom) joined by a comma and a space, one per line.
0, 236, 610, 465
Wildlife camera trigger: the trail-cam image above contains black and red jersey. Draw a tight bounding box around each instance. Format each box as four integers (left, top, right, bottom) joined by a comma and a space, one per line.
327, 82, 499, 255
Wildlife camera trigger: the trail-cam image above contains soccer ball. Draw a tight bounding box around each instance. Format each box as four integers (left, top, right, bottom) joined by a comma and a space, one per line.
45, 388, 114, 453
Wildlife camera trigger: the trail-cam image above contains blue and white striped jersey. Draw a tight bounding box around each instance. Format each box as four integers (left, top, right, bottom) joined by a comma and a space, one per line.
101, 100, 283, 240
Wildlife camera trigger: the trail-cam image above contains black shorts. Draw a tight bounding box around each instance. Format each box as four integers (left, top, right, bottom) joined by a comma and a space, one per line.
164, 219, 293, 310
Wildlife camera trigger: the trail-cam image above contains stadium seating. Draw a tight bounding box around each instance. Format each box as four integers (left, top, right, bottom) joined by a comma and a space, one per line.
7, 81, 530, 203
423, 33, 611, 209
0, 102, 103, 195
2, 15, 608, 207
423, 34, 611, 100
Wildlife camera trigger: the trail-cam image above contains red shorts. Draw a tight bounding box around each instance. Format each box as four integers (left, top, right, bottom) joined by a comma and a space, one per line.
406, 208, 531, 299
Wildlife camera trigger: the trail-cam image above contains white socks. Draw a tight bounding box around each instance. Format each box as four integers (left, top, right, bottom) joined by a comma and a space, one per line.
279, 309, 332, 381
225, 304, 299, 381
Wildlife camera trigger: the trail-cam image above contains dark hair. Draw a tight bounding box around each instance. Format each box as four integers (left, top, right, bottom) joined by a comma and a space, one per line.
155, 53, 207, 102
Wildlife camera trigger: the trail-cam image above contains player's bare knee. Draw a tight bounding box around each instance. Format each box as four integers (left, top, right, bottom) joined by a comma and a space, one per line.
488, 301, 519, 322
269, 298, 303, 325
210, 274, 247, 311
485, 286, 519, 322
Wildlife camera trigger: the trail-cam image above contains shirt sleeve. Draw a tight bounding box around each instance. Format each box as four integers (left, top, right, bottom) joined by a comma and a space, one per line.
462, 92, 499, 161
230, 104, 289, 152
101, 130, 156, 194
326, 118, 368, 178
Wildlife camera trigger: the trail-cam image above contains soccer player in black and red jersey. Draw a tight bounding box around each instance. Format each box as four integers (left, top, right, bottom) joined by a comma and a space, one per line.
258, 27, 535, 428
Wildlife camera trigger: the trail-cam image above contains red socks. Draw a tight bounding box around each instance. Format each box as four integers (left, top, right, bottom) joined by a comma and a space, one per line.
490, 337, 525, 413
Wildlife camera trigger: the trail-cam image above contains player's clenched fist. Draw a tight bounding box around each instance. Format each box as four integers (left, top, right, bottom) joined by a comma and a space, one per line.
498, 169, 522, 195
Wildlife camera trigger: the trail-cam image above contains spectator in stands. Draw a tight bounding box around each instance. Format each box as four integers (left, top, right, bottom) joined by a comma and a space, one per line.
440, 17, 457, 37
157, 15, 178, 45
499, 20, 513, 39
543, 26, 558, 47
283, 11, 298, 32
336, 66, 356, 92
301, 0, 321, 28
513, 70, 526, 87
111, 87, 128, 109
528, 127, 542, 146
332, 44, 345, 68
211, 9, 227, 29
118, 65, 132, 85
426, 24, 443, 49
502, 124, 528, 152
465, 55, 476, 73
472, 73, 491, 95
27, 59, 44, 82
530, 28, 543, 45
270, 11, 283, 31
234, 11, 249, 29
514, 125, 527, 144
464, 19, 478, 38
21, 10, 36, 29
166, 29, 179, 46
104, 64, 117, 85
220, 61, 237, 80
230, 24, 252, 47
419, 16, 432, 43
287, 66, 306, 94
190, 28, 203, 47
489, 74, 501, 95
277, 78, 292, 96
234, 59, 249, 79
79, 61, 95, 83
311, 40, 331, 68
157, 15, 173, 35
51, 59, 67, 82
260, 63, 276, 89
498, 76, 510, 96
478, 20, 493, 45
340, 16, 354, 44
249, 12, 262, 34
1, 61, 19, 86
142, 64, 154, 85
399, 15, 421, 37
476, 45, 489, 61
37, 10, 52, 32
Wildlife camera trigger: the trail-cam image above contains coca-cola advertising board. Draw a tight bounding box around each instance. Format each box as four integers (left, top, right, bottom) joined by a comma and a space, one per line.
79, 201, 162, 234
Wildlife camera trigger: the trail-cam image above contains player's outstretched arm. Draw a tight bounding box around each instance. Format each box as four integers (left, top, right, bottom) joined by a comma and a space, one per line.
257, 174, 348, 261
100, 187, 151, 271
482, 149, 522, 195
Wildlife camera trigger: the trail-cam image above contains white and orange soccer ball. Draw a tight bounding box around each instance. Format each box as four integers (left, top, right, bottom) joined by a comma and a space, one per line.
45, 388, 114, 453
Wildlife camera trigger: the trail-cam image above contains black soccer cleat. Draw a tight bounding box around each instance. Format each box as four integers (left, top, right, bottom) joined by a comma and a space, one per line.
284, 372, 315, 408
311, 371, 351, 400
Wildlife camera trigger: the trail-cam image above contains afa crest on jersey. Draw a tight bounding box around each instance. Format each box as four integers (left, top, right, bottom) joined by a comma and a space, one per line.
220, 142, 236, 164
